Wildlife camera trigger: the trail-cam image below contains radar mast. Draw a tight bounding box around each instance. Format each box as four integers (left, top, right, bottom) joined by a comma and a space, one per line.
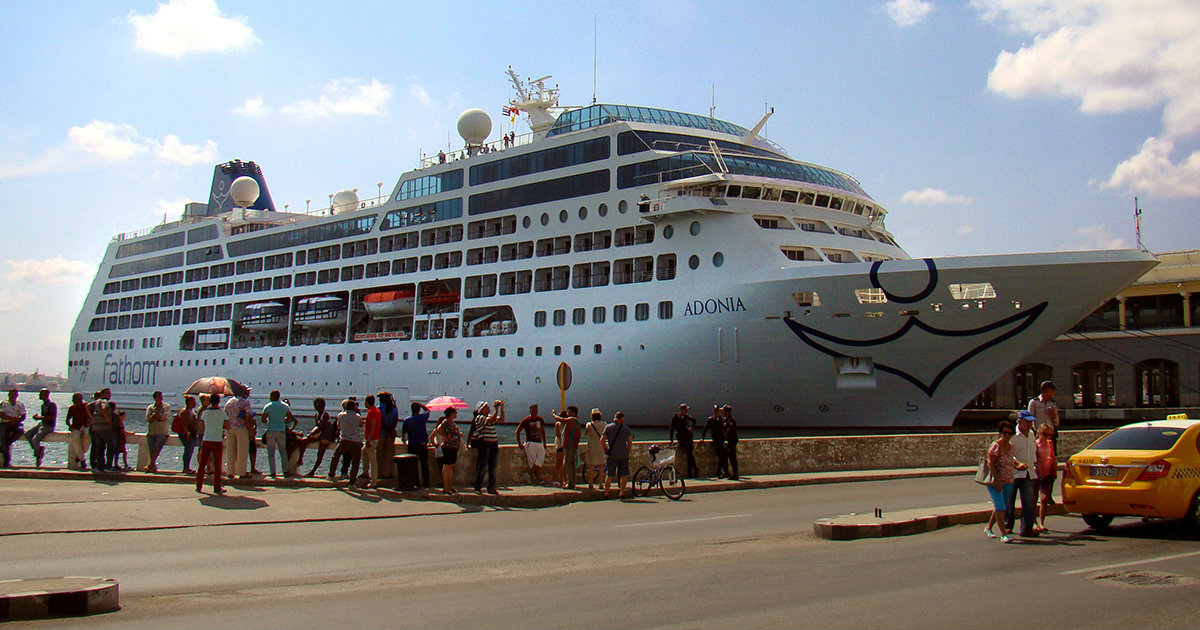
507, 66, 561, 139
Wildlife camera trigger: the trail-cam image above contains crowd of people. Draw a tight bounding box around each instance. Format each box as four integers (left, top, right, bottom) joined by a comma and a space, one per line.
1, 386, 745, 499
983, 380, 1061, 543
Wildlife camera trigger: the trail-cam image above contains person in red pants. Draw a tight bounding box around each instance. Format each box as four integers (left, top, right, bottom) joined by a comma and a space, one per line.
197, 393, 228, 494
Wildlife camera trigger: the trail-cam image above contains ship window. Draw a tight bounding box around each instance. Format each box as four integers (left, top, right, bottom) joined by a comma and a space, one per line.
419, 256, 433, 272
578, 206, 588, 220
614, 304, 628, 322
554, 346, 562, 356
534, 311, 547, 327
541, 213, 549, 226
573, 345, 581, 355
754, 215, 792, 230
536, 236, 572, 257
559, 209, 568, 223
829, 197, 843, 210
658, 301, 673, 319
598, 203, 608, 217
634, 303, 649, 321
572, 308, 585, 325
656, 254, 677, 280
949, 282, 997, 300
854, 288, 888, 304
535, 346, 543, 356
499, 270, 532, 295
553, 309, 566, 326
592, 306, 606, 324
792, 292, 821, 308
619, 200, 628, 214
689, 221, 701, 236
712, 252, 725, 268
741, 186, 761, 200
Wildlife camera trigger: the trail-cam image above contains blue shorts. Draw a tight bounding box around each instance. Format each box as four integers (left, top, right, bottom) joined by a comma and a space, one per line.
605, 456, 629, 477
987, 482, 1014, 511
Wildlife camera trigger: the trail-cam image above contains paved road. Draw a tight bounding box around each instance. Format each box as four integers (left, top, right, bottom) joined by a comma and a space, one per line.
4, 476, 1199, 628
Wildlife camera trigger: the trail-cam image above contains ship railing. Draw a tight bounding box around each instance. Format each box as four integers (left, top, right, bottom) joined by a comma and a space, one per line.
299, 193, 390, 218
417, 131, 534, 170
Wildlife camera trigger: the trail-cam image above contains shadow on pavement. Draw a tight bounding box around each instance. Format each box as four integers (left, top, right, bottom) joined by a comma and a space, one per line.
1083, 518, 1200, 542
198, 494, 269, 510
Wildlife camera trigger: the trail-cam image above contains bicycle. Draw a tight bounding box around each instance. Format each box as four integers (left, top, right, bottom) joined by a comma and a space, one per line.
632, 445, 685, 500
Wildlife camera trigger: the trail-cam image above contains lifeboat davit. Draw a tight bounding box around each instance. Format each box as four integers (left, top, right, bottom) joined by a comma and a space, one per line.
240, 302, 289, 331
295, 296, 348, 328
363, 290, 415, 318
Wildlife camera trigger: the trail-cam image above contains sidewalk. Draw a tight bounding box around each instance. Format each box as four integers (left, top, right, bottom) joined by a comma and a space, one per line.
0, 465, 976, 536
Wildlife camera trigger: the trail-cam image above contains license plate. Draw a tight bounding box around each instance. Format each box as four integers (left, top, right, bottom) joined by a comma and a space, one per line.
1090, 466, 1120, 478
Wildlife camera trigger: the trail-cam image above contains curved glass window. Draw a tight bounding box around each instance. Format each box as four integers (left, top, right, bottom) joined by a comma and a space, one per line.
227, 214, 377, 257
116, 231, 185, 259
395, 170, 463, 201
548, 104, 750, 138
381, 198, 462, 230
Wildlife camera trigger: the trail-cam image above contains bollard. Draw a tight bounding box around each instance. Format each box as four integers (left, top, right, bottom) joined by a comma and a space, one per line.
393, 453, 418, 490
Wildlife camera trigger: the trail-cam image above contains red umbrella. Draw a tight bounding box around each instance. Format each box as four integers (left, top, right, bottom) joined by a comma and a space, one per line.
425, 395, 469, 411
183, 376, 251, 399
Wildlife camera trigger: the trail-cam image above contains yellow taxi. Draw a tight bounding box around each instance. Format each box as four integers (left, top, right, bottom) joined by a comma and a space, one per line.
1063, 416, 1200, 529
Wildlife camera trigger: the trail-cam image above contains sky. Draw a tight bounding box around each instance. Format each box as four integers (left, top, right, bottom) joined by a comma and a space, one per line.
1, 0, 1198, 374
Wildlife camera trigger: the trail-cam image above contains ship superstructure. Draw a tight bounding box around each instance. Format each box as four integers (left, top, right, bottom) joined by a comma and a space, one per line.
65, 72, 1157, 427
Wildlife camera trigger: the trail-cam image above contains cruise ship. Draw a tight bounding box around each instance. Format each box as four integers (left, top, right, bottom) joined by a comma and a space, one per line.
65, 71, 1158, 427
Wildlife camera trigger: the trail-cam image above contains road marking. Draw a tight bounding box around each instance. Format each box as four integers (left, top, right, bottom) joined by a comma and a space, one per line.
1061, 549, 1200, 575
612, 513, 752, 529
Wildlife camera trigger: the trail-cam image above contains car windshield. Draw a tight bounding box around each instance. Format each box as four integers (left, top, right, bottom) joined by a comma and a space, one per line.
1090, 426, 1186, 451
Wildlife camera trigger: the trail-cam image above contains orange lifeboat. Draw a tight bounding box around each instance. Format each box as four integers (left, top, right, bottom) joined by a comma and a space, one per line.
364, 290, 415, 317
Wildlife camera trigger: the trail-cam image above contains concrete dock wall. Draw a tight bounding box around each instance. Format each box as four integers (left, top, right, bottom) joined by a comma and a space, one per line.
37, 429, 1106, 487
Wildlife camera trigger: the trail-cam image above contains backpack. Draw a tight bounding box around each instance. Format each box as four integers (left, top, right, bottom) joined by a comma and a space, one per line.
171, 411, 185, 434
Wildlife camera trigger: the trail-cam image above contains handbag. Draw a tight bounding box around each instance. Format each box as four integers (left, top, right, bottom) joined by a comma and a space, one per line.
974, 454, 994, 485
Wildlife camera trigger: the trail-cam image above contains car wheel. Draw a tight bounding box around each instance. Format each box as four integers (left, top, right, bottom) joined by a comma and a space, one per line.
1082, 513, 1114, 529
1187, 491, 1200, 530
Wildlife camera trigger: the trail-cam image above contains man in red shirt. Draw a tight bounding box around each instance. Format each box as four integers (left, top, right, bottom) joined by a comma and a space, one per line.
361, 395, 382, 489
515, 404, 547, 485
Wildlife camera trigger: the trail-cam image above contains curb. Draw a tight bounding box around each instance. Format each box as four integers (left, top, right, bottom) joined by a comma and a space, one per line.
0, 577, 118, 621
813, 504, 1069, 540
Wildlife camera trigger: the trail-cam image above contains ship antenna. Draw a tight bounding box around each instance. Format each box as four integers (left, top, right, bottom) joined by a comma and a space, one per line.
592, 15, 598, 105
710, 83, 715, 118
1134, 197, 1145, 251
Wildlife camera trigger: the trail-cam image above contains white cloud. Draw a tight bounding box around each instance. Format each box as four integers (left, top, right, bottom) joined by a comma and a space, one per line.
68, 120, 147, 161
957, 224, 975, 236
0, 289, 20, 313
1062, 224, 1129, 250
155, 134, 217, 166
1105, 136, 1200, 197
280, 79, 393, 120
887, 0, 934, 26
234, 96, 271, 118
900, 187, 975, 205
3, 257, 94, 284
128, 0, 259, 58
408, 83, 434, 108
1, 121, 218, 178
976, 0, 1200, 196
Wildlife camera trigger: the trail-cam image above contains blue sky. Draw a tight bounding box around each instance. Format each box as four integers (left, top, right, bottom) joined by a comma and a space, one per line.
1, 0, 1197, 374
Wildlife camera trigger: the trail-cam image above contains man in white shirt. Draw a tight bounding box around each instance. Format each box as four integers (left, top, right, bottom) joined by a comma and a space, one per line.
0, 389, 27, 467
1028, 380, 1059, 434
1006, 411, 1040, 537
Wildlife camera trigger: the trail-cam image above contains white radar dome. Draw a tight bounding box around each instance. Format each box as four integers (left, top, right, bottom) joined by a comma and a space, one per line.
332, 189, 359, 214
457, 108, 492, 145
230, 176, 260, 207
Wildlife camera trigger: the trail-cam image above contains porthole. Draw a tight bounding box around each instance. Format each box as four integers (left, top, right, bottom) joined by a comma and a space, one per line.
690, 221, 701, 236
483, 349, 489, 358
598, 203, 608, 217
618, 200, 628, 214
432, 351, 438, 359
559, 209, 568, 223
523, 216, 532, 229
688, 255, 700, 270
540, 213, 550, 226
663, 225, 674, 239
466, 349, 473, 358
578, 206, 588, 220
713, 252, 725, 267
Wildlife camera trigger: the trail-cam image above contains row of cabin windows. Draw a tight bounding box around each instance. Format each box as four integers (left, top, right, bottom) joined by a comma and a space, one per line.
230, 341, 619, 365
462, 254, 676, 297
533, 302, 674, 326
74, 337, 162, 352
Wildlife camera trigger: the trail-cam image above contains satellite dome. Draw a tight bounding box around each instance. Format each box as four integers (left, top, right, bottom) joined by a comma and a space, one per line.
332, 189, 359, 214
457, 108, 492, 145
230, 176, 260, 207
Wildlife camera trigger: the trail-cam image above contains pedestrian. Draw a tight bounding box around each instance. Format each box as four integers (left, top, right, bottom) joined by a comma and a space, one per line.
515, 403, 547, 484
88, 390, 114, 471
1028, 380, 1060, 501
361, 395, 381, 488
377, 391, 400, 481
552, 406, 581, 488
1034, 422, 1057, 533
402, 401, 432, 489
669, 403, 699, 478
65, 392, 91, 470
984, 421, 1025, 544
302, 398, 336, 476
701, 405, 728, 478
431, 407, 462, 494
223, 391, 252, 479
196, 393, 227, 494
111, 403, 132, 471
583, 408, 606, 489
143, 391, 171, 473
471, 400, 503, 495
1006, 411, 1038, 537
24, 388, 56, 468
261, 390, 294, 478
328, 398, 364, 484
722, 405, 740, 481
602, 411, 634, 498
0, 388, 27, 468
175, 395, 200, 474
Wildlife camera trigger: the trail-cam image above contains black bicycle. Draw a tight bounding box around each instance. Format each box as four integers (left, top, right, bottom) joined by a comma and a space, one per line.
632, 445, 685, 500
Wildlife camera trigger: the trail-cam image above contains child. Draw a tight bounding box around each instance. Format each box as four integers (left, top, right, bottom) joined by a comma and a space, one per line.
1034, 423, 1057, 533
